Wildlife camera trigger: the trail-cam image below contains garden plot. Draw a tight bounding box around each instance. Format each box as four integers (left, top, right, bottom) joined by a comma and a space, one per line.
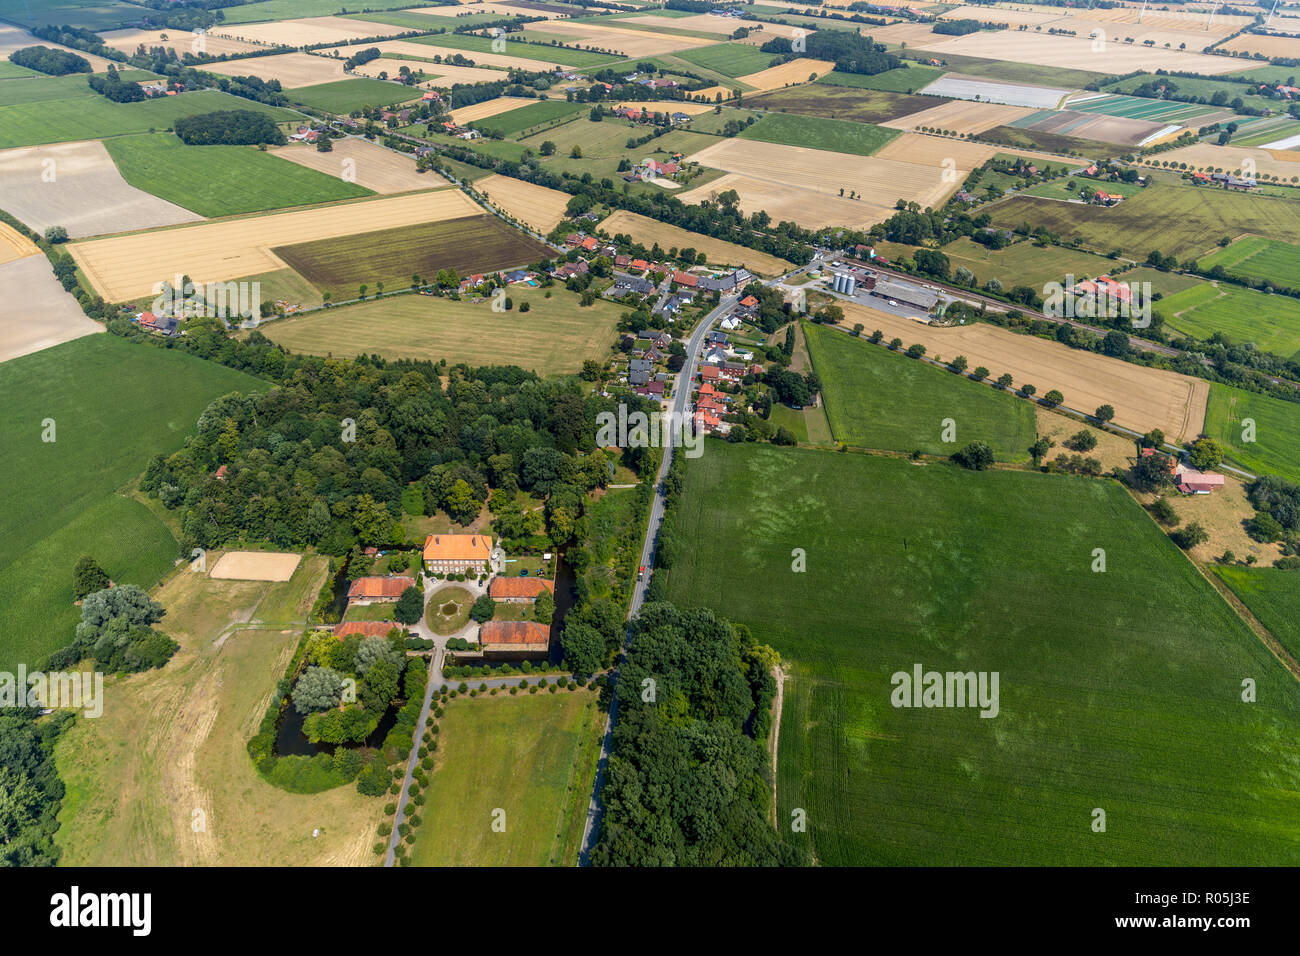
0, 140, 202, 239
98, 28, 262, 58
919, 73, 1071, 109
205, 52, 346, 88
209, 551, 301, 582
210, 16, 412, 47
476, 174, 571, 233
882, 99, 1034, 135
269, 138, 446, 193
0, 255, 102, 362
69, 189, 481, 302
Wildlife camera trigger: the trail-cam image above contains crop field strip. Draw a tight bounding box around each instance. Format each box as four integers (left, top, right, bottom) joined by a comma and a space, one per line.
744, 84, 940, 125
269, 138, 447, 194
1197, 236, 1300, 286
1157, 282, 1300, 361
1203, 384, 1300, 484
666, 441, 1300, 866
598, 209, 793, 275
1214, 567, 1300, 664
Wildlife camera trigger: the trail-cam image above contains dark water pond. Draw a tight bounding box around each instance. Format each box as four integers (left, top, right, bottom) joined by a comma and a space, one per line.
274, 697, 401, 757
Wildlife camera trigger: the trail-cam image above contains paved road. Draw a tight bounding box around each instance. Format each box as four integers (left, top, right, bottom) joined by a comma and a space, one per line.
577, 292, 739, 865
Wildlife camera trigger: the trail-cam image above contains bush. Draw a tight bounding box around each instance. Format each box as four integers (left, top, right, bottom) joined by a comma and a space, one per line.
1064, 430, 1097, 452
951, 441, 993, 471
1150, 497, 1180, 527
1171, 521, 1208, 550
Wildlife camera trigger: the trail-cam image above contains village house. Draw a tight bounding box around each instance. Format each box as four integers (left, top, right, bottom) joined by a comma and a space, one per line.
1175, 463, 1226, 495
479, 620, 550, 658
488, 576, 554, 603
423, 533, 492, 575
346, 575, 414, 605
333, 620, 404, 639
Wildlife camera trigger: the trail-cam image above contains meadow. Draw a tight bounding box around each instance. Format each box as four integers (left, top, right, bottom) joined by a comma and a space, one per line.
1197, 235, 1300, 287
818, 64, 945, 93
1203, 384, 1300, 483
272, 215, 552, 300
987, 183, 1300, 260
804, 322, 1036, 460
103, 133, 372, 216
410, 32, 623, 69
674, 42, 778, 78
409, 692, 604, 866
0, 88, 301, 149
1157, 282, 1300, 359
665, 441, 1300, 866
260, 286, 623, 374
746, 84, 937, 124
0, 335, 267, 671
738, 111, 899, 157
873, 236, 1116, 292
289, 78, 420, 114
471, 99, 587, 136
1213, 567, 1300, 663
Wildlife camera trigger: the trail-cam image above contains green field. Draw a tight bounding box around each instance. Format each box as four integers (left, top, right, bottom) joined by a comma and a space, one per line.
1204, 384, 1300, 483
1230, 115, 1300, 148
874, 236, 1116, 291
103, 133, 372, 216
1213, 567, 1300, 662
471, 99, 587, 136
1157, 282, 1300, 359
674, 42, 778, 78
0, 0, 139, 29
409, 692, 603, 866
410, 32, 623, 69
665, 441, 1300, 865
0, 88, 301, 149
987, 182, 1300, 260
817, 65, 945, 93
1021, 178, 1145, 202
1120, 266, 1207, 299
220, 0, 413, 23
804, 322, 1036, 460
0, 335, 267, 672
261, 286, 623, 374
746, 84, 937, 124
739, 112, 899, 157
1197, 235, 1300, 287
1228, 65, 1300, 85
289, 78, 419, 114
1101, 73, 1259, 104
0, 61, 37, 79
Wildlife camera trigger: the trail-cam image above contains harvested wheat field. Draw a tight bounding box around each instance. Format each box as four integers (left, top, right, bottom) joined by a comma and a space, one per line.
0, 256, 102, 362
1080, 6, 1253, 34
0, 140, 202, 239
205, 52, 346, 88
835, 301, 1209, 440
0, 24, 123, 71
209, 551, 302, 582
70, 189, 481, 302
343, 56, 503, 87
270, 139, 445, 193
449, 96, 536, 125
629, 14, 804, 39
679, 173, 893, 229
536, 19, 715, 56
1150, 142, 1300, 180
98, 28, 262, 58
0, 222, 38, 265
735, 58, 838, 92
600, 210, 792, 275
883, 99, 1034, 135
615, 100, 714, 116
864, 22, 945, 46
1220, 33, 1300, 59
921, 30, 1241, 75
340, 38, 575, 72
477, 174, 571, 233
211, 16, 409, 47
410, 1, 560, 15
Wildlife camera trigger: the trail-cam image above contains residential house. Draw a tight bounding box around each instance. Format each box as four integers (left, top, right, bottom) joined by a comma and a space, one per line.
672, 271, 698, 289
347, 575, 415, 605
479, 620, 550, 658
720, 361, 745, 381
1175, 463, 1225, 495
581, 236, 599, 252
423, 533, 492, 575
333, 620, 404, 639
488, 576, 554, 603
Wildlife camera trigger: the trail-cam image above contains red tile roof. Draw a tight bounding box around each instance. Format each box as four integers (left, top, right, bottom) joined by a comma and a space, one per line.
673, 271, 698, 288
423, 534, 492, 562
480, 621, 550, 647
333, 621, 403, 639
739, 295, 758, 307
347, 576, 414, 600
489, 577, 555, 599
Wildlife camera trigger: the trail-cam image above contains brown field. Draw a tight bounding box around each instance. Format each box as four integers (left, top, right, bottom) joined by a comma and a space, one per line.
679, 173, 892, 228
209, 551, 302, 582
1018, 109, 1172, 147
625, 14, 803, 39
920, 30, 1242, 74
339, 38, 574, 72
614, 100, 714, 116
1080, 6, 1254, 34
449, 96, 536, 125
532, 19, 716, 56
0, 140, 202, 239
599, 209, 793, 275
0, 23, 122, 71
98, 28, 262, 58
747, 85, 939, 123
734, 58, 838, 92
883, 99, 1035, 134
0, 255, 102, 362
410, 1, 562, 15
836, 300, 1209, 440
270, 139, 446, 193
211, 16, 410, 47
1160, 142, 1300, 180
339, 54, 505, 87
476, 174, 571, 233
0, 221, 38, 265
69, 190, 480, 302
1220, 33, 1300, 58
865, 22, 945, 46
205, 52, 346, 88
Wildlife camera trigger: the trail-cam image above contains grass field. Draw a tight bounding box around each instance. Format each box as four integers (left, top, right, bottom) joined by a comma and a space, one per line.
987, 182, 1300, 260
470, 99, 587, 136
260, 287, 623, 374
874, 236, 1116, 292
665, 441, 1300, 865
272, 215, 551, 300
1197, 235, 1300, 287
674, 42, 778, 78
409, 691, 604, 866
1204, 383, 1300, 483
410, 32, 622, 69
103, 133, 372, 216
1021, 178, 1145, 201
804, 322, 1036, 460
747, 84, 938, 124
1157, 282, 1300, 359
818, 65, 945, 93
0, 0, 140, 29
289, 78, 419, 114
0, 335, 267, 672
1213, 567, 1300, 663
739, 111, 900, 157
0, 88, 302, 149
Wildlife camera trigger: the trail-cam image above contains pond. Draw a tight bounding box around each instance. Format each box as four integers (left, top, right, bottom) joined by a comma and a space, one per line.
274, 696, 401, 757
